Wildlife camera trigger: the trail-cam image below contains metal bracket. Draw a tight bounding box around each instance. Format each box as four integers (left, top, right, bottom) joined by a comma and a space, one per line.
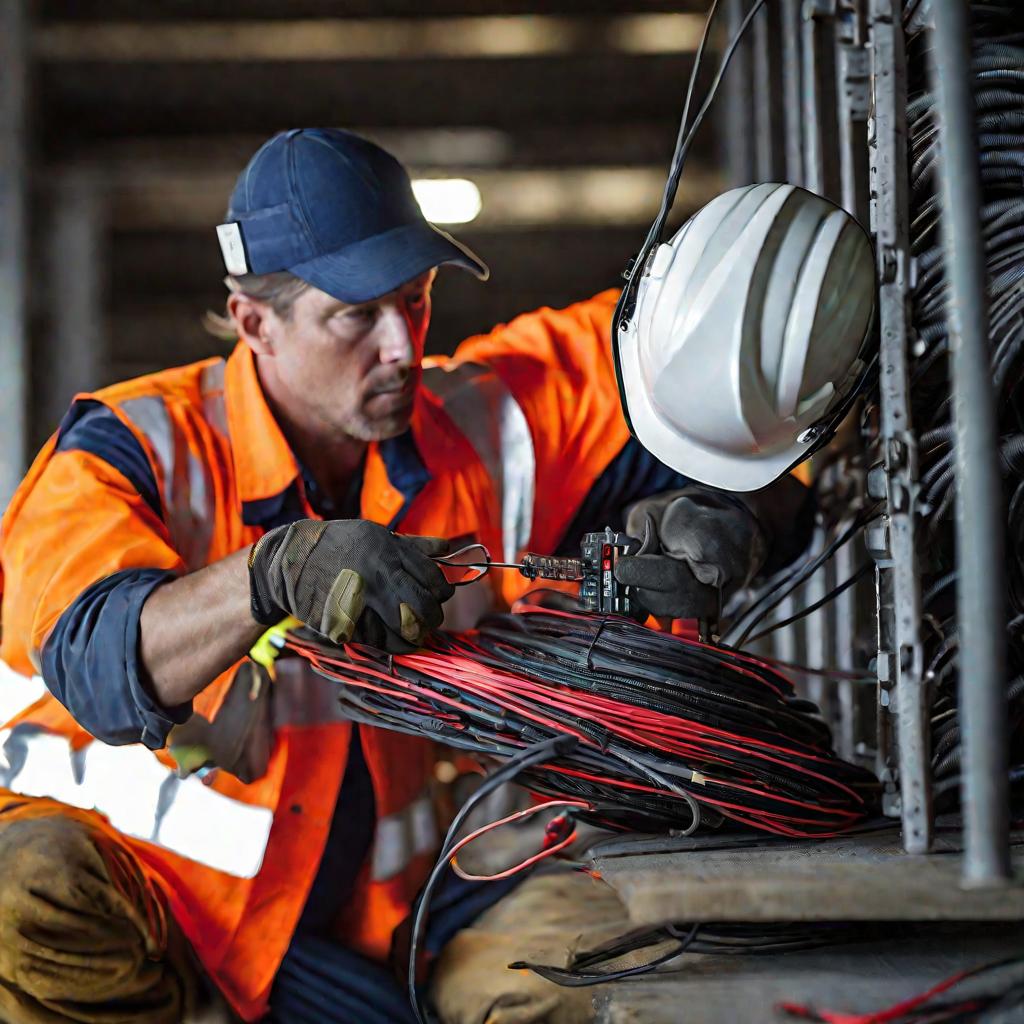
867, 0, 931, 853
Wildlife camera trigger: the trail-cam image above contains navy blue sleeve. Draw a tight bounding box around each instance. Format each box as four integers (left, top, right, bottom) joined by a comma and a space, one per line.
40, 568, 191, 748
43, 399, 188, 748
55, 400, 163, 519
555, 437, 692, 552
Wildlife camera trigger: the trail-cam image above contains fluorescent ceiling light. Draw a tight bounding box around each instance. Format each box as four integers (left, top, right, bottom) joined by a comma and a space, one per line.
412, 178, 482, 225
105, 166, 725, 231
36, 15, 704, 62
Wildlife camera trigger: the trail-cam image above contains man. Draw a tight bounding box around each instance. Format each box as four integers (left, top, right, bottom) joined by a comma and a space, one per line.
0, 129, 803, 1023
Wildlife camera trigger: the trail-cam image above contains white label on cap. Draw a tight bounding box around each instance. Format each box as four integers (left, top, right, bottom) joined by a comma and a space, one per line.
216, 223, 249, 276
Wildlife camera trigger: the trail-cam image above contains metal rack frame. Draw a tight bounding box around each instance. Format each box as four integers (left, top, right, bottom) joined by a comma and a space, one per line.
724, 0, 1013, 882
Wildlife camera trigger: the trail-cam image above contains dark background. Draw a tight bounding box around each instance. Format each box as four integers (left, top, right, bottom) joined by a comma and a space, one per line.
25, 1, 723, 447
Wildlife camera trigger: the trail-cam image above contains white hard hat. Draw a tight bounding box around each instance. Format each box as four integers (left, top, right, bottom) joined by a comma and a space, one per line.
616, 182, 876, 492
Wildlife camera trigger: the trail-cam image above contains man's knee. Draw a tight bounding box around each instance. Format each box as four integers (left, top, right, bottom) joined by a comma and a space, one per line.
0, 813, 173, 1006
430, 871, 630, 1024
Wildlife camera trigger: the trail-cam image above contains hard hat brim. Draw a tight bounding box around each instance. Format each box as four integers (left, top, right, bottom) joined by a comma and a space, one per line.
617, 321, 810, 493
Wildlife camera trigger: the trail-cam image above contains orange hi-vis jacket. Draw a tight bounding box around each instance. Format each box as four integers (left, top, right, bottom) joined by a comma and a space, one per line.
0, 290, 684, 1020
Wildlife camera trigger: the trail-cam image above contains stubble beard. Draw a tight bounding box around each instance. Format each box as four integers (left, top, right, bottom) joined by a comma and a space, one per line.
341, 407, 412, 443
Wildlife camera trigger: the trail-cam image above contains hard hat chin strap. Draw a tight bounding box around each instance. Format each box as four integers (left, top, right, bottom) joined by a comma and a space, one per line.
784, 350, 880, 473
612, 0, 768, 439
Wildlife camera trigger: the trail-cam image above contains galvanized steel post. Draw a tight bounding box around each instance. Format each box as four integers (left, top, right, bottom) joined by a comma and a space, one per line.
867, 0, 930, 852
929, 0, 1011, 886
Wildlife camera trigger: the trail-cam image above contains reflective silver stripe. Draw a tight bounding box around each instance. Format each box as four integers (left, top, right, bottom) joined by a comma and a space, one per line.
200, 360, 228, 438
423, 364, 536, 562
119, 394, 215, 570
121, 396, 175, 507
0, 725, 273, 878
371, 790, 439, 882
0, 661, 46, 724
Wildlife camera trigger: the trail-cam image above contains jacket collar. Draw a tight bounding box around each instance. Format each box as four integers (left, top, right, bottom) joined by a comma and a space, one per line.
224, 341, 432, 529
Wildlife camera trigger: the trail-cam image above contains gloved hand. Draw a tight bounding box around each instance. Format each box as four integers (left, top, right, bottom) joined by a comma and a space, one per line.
169, 661, 273, 784
614, 485, 768, 620
248, 519, 454, 652
429, 870, 630, 1024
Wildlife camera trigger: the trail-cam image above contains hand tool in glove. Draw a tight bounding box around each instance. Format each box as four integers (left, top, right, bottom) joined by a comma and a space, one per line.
612, 516, 721, 625
623, 485, 769, 596
248, 519, 454, 651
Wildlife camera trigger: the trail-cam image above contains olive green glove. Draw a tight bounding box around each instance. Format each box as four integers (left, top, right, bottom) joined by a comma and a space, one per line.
248, 519, 454, 651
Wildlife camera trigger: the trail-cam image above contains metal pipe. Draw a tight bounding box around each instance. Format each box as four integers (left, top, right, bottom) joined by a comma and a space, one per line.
835, 8, 870, 221
0, 0, 29, 509
752, 1, 781, 180
801, 0, 827, 195
833, 516, 858, 761
723, 0, 756, 187
781, 0, 805, 184
929, 1, 1011, 886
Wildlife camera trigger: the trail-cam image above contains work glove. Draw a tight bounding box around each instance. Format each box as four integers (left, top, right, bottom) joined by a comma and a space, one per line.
168, 661, 273, 784
429, 870, 630, 1024
614, 486, 768, 620
248, 519, 454, 652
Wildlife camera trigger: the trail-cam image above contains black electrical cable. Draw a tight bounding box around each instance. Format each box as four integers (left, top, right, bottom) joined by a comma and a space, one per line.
406, 735, 578, 1024
726, 506, 882, 648
612, 0, 771, 431
509, 922, 702, 987
286, 610, 879, 844
511, 921, 885, 988
744, 563, 874, 646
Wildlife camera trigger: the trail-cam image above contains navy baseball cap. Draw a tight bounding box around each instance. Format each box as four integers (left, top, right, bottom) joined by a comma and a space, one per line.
216, 128, 488, 303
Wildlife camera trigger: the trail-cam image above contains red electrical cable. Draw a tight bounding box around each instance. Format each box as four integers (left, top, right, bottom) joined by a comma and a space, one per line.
282, 610, 877, 839
777, 957, 1021, 1023
446, 799, 592, 881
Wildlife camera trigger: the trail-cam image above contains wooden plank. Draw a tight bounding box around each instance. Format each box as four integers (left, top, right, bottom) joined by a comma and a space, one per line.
594, 923, 1024, 1024
39, 2, 710, 22
100, 165, 721, 232
593, 827, 1024, 923
57, 123, 700, 171
35, 15, 706, 62
38, 53, 698, 142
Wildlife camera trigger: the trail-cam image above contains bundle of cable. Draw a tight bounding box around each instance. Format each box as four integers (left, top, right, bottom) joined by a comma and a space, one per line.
282, 608, 878, 838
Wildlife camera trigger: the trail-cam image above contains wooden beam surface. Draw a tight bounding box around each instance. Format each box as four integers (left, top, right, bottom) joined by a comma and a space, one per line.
594, 827, 1024, 924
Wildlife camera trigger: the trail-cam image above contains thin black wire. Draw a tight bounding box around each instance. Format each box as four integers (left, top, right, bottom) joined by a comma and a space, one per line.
407, 735, 577, 1024
614, 0, 769, 340
744, 563, 874, 645
726, 506, 882, 648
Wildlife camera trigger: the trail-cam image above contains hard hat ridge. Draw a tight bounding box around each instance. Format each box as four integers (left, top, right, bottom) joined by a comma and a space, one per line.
619, 182, 876, 491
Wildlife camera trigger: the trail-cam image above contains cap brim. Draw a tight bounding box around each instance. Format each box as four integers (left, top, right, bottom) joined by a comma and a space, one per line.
289, 222, 489, 304
617, 325, 807, 493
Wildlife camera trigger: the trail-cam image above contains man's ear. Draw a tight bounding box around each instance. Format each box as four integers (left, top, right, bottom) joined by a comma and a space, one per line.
228, 293, 276, 356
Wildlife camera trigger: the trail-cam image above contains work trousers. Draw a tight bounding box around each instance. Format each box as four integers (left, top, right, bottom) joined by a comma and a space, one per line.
0, 810, 201, 1024
0, 809, 629, 1024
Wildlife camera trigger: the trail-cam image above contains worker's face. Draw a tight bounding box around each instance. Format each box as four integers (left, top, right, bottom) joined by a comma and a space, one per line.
252, 271, 434, 442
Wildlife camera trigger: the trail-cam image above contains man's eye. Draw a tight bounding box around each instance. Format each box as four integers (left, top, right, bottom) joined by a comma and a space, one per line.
345, 306, 378, 324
